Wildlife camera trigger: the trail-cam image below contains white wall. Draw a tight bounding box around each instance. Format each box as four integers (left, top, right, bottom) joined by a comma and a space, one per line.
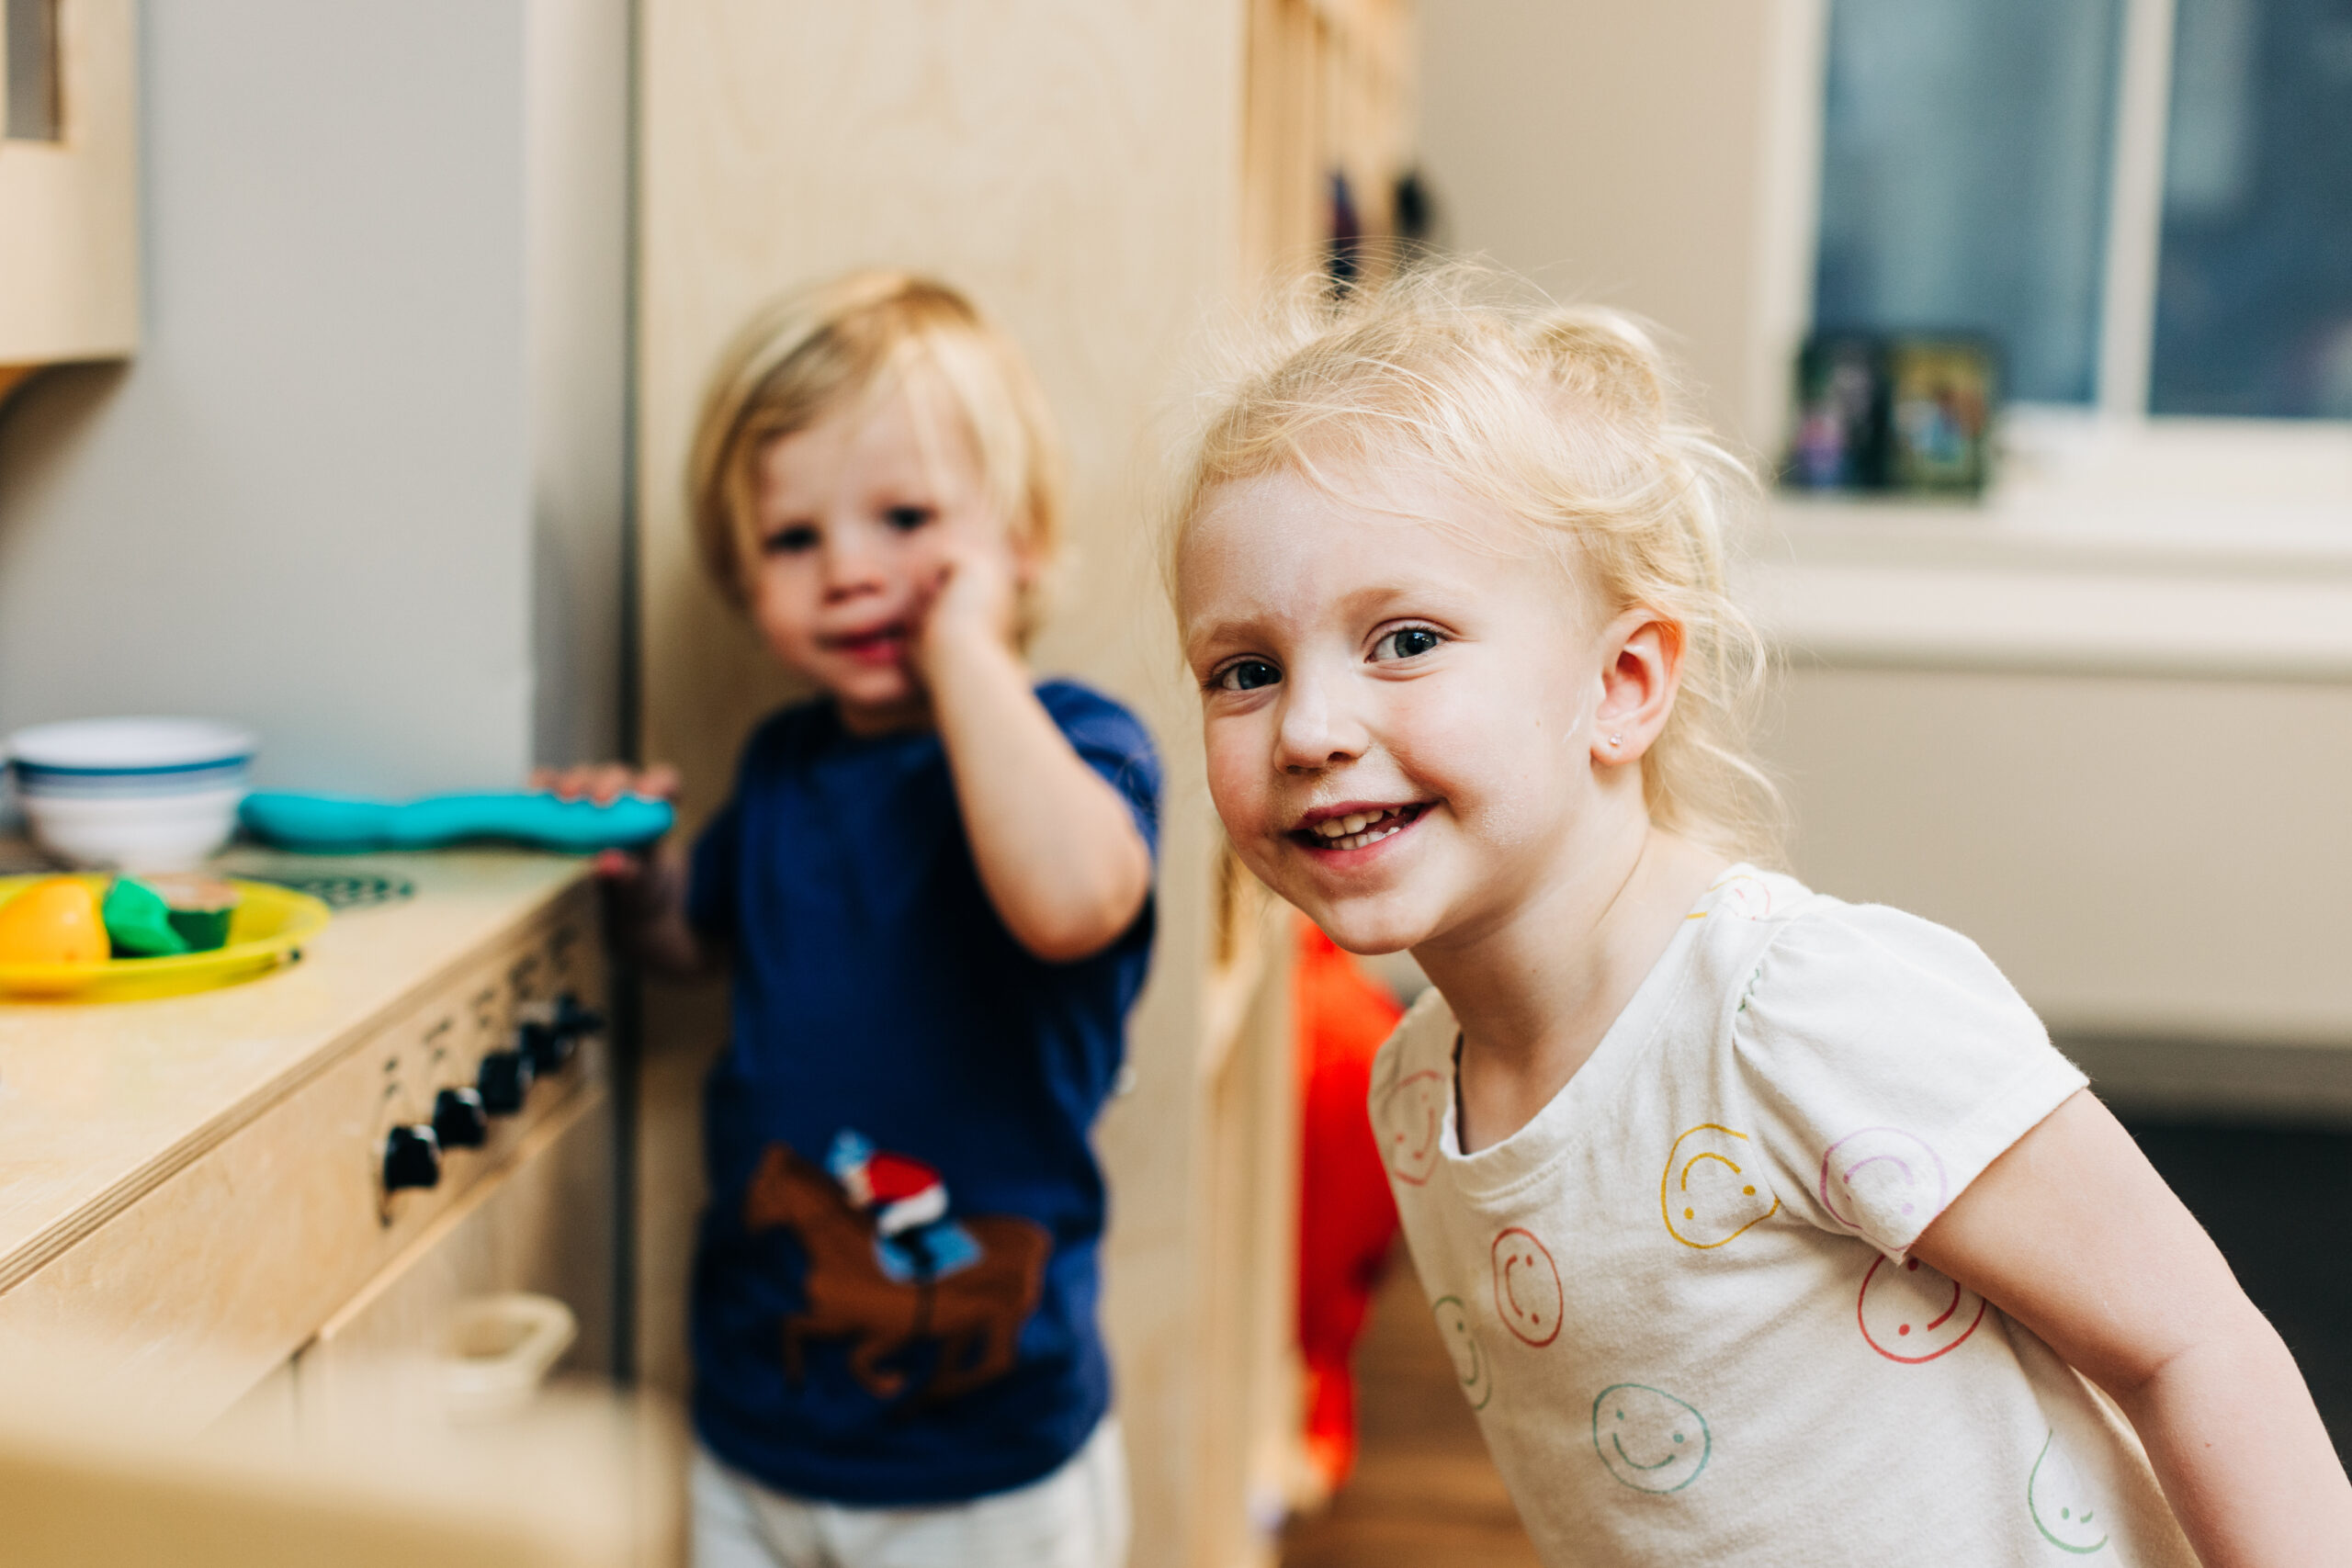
0, 0, 626, 795
1761, 666, 2352, 1046
1417, 0, 1824, 451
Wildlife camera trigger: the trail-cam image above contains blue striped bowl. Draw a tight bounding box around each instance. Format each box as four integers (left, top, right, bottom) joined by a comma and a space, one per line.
6, 717, 256, 869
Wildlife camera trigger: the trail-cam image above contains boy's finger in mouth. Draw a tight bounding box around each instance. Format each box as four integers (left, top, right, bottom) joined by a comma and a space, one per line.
1290, 801, 1431, 854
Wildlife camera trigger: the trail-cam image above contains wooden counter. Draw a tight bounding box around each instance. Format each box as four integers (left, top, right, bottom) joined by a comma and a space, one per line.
0, 848, 604, 1426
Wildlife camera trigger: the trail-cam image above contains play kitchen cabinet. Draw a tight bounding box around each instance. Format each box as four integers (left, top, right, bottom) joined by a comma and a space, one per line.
0, 0, 139, 404
0, 850, 615, 1430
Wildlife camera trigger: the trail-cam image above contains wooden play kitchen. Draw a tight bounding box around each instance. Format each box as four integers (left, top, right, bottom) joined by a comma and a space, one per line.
0, 847, 616, 1434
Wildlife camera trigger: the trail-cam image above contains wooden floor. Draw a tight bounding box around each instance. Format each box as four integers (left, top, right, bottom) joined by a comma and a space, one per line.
1281, 1252, 1543, 1567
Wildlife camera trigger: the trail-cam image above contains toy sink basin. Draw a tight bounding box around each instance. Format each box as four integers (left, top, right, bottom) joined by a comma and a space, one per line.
0, 875, 332, 1002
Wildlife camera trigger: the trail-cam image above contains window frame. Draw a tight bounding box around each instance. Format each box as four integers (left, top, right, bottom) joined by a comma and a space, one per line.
2076, 0, 2352, 438
1796, 0, 2352, 545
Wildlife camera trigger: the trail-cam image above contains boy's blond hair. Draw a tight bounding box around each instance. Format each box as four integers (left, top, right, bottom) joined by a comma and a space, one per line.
688, 271, 1066, 643
1166, 265, 1781, 862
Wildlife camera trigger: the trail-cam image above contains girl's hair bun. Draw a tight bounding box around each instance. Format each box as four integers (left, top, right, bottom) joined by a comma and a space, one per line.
1523, 305, 1674, 432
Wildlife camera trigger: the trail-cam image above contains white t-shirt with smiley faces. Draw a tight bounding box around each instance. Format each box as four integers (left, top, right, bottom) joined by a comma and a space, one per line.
1371, 866, 2198, 1566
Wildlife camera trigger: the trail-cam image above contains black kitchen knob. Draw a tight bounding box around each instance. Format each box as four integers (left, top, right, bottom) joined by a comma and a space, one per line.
477, 1049, 533, 1114
383, 1123, 442, 1191
552, 992, 605, 1039
518, 1019, 571, 1077
433, 1086, 489, 1149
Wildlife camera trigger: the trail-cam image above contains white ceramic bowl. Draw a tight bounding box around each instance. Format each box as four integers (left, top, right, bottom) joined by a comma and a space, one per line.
6, 717, 256, 871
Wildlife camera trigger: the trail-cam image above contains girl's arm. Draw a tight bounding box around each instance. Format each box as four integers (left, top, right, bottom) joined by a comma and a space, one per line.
531, 762, 714, 978
1914, 1089, 2352, 1566
915, 546, 1152, 964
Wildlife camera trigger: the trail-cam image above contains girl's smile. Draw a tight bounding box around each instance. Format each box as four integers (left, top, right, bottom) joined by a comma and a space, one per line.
1294, 800, 1431, 853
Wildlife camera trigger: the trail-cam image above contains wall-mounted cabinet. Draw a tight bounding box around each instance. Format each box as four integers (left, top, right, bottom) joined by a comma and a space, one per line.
0, 0, 137, 396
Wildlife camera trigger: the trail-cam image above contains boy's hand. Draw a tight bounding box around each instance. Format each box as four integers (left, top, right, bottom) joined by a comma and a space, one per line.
910, 536, 1023, 683
530, 761, 707, 977
529, 762, 682, 882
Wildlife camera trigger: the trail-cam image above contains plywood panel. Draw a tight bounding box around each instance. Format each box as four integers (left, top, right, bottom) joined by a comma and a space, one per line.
635, 7, 1248, 1562
1240, 0, 1417, 286
296, 1086, 615, 1399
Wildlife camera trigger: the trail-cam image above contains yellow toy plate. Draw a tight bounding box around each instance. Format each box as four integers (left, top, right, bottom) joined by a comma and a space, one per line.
0, 875, 332, 1001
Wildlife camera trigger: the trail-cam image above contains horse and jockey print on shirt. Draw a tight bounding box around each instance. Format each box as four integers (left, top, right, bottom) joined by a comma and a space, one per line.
742, 1137, 1051, 1405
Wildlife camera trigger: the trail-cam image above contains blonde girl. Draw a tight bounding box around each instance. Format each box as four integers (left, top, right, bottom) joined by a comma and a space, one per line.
1167, 268, 2350, 1565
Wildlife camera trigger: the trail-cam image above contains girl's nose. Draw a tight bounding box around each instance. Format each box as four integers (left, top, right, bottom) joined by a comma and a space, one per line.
1274, 672, 1368, 773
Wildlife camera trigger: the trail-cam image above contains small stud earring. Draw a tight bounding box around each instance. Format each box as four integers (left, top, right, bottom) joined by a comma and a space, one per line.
1608, 733, 1623, 749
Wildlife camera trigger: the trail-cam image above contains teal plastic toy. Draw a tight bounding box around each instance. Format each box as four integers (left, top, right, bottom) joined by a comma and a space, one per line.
240, 791, 673, 854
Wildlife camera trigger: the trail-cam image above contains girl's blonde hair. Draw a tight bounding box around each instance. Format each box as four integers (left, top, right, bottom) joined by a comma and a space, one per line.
687, 271, 1066, 642
1166, 265, 1781, 862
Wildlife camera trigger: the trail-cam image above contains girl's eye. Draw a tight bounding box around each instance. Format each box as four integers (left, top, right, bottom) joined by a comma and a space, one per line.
1373, 626, 1444, 661
762, 524, 819, 555
884, 504, 934, 533
1213, 660, 1281, 693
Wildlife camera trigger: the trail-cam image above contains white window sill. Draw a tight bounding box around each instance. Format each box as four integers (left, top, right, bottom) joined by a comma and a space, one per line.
1748, 420, 2352, 681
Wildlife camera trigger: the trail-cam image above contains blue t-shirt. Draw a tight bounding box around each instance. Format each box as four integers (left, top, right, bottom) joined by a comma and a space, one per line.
684, 680, 1159, 1506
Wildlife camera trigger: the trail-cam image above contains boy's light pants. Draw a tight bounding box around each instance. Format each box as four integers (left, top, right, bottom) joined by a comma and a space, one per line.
691, 1416, 1129, 1568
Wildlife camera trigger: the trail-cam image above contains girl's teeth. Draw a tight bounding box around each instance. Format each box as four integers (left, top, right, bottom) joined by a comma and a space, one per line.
1307, 807, 1414, 851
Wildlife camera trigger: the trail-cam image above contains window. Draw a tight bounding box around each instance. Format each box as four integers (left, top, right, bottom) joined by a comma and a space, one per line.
2153, 0, 2352, 417
1814, 0, 2352, 423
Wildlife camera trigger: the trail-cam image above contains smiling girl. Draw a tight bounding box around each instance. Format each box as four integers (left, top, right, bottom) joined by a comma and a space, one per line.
1168, 271, 2352, 1565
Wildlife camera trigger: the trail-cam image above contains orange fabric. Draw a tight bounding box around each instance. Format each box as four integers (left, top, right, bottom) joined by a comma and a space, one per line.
1294, 916, 1405, 1491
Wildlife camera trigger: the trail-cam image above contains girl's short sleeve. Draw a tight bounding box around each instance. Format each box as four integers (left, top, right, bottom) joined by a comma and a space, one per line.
1731, 903, 2087, 1262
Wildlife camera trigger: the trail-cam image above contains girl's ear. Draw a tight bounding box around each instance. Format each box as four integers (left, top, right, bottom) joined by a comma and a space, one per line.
1589, 609, 1686, 767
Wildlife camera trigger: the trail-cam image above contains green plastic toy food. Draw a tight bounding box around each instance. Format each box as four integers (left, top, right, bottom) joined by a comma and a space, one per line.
145, 874, 240, 952
102, 877, 191, 958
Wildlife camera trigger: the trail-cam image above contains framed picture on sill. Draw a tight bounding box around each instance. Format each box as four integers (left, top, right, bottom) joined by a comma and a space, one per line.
1886, 336, 1996, 494
1783, 332, 1998, 497
1786, 333, 1889, 491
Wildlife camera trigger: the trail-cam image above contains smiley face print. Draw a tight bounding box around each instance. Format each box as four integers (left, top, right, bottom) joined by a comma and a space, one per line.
2028, 1430, 2110, 1554
1431, 1295, 1493, 1410
1375, 1067, 1447, 1186
1591, 1383, 1713, 1494
1660, 1123, 1781, 1249
1706, 872, 1774, 920
1491, 1227, 1563, 1347
1857, 1254, 1986, 1363
1819, 1126, 1949, 1238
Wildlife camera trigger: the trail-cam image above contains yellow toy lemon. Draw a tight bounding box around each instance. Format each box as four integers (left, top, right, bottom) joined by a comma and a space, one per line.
0, 876, 109, 966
